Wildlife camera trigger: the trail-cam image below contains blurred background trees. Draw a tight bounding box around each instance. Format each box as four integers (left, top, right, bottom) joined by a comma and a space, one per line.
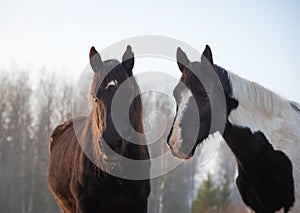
192, 173, 230, 213
0, 68, 248, 212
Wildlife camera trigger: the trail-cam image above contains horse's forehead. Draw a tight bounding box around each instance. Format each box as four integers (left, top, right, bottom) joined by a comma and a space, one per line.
103, 60, 120, 69
177, 86, 192, 107
99, 69, 127, 86
101, 60, 126, 80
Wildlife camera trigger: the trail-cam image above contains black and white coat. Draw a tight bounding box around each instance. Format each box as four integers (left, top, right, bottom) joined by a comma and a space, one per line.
218, 64, 300, 212
168, 45, 300, 212
224, 120, 294, 213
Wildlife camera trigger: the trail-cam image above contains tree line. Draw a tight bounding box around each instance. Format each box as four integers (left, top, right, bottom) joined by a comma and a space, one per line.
0, 69, 247, 212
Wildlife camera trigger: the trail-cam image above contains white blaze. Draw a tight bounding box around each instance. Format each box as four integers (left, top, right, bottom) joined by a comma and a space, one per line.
169, 89, 193, 154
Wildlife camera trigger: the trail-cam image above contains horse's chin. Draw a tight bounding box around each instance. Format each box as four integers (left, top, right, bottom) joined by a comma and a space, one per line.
169, 145, 192, 160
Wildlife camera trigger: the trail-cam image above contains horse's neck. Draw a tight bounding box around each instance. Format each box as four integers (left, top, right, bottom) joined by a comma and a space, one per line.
223, 123, 239, 155
226, 71, 294, 135
222, 122, 260, 171
218, 70, 300, 213
223, 122, 244, 157
228, 72, 290, 113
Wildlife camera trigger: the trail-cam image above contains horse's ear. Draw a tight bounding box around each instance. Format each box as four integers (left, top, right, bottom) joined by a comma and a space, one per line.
201, 45, 213, 65
122, 45, 134, 76
176, 47, 190, 72
89, 46, 102, 73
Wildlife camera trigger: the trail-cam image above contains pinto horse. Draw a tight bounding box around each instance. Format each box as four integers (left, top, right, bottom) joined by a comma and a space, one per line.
48, 46, 150, 213
167, 45, 299, 212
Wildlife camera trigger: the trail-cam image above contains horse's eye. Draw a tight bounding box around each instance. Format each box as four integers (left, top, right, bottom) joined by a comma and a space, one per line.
106, 86, 116, 93
201, 92, 208, 98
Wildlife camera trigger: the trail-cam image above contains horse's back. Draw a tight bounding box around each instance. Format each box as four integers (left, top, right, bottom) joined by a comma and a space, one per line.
48, 116, 87, 212
49, 116, 87, 152
49, 120, 72, 153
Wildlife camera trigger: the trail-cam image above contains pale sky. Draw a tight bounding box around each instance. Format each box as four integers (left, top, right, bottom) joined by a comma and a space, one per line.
1, 0, 300, 102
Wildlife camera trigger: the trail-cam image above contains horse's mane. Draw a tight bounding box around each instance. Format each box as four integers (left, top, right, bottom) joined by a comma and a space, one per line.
130, 80, 149, 160
289, 101, 300, 114
227, 71, 294, 116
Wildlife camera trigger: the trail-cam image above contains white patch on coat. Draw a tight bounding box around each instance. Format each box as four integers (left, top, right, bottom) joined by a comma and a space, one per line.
228, 71, 300, 212
105, 80, 118, 89
169, 89, 193, 155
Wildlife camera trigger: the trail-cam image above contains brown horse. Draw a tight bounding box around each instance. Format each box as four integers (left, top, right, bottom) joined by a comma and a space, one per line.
48, 46, 150, 213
